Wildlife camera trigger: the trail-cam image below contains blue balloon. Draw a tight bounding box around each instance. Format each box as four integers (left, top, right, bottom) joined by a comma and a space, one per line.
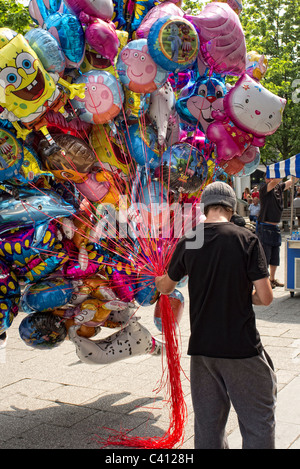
21, 279, 74, 312
25, 28, 66, 74
176, 73, 227, 134
131, 0, 158, 32
148, 16, 199, 73
44, 12, 85, 68
70, 70, 124, 124
19, 312, 67, 349
135, 279, 159, 306
124, 124, 161, 169
0, 187, 76, 225
28, 0, 63, 25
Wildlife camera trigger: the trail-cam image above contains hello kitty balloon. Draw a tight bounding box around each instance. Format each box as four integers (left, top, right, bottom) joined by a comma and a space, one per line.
206, 74, 286, 161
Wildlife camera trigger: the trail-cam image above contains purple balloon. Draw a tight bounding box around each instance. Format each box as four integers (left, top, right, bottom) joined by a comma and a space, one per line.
185, 2, 246, 76
64, 0, 114, 21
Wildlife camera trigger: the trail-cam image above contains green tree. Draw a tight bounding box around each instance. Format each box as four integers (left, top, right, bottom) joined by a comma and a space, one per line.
0, 0, 32, 34
240, 0, 300, 165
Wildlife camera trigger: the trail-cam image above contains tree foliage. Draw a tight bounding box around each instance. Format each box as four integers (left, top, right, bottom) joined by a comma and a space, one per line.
240, 0, 300, 164
0, 0, 32, 35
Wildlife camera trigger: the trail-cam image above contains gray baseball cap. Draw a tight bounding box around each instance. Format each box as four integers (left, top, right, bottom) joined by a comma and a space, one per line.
201, 181, 237, 211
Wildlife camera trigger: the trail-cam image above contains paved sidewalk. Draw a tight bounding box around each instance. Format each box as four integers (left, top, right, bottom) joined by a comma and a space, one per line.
0, 236, 299, 450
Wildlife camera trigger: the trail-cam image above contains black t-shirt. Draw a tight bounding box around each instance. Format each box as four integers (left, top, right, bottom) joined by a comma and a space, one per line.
168, 222, 269, 359
258, 182, 286, 224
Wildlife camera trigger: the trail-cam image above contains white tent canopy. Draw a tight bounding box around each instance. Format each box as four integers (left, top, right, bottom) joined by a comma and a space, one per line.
266, 153, 300, 178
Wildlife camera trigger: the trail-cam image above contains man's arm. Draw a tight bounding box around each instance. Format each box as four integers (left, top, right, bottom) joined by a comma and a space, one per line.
252, 277, 273, 305
155, 274, 178, 295
266, 179, 282, 192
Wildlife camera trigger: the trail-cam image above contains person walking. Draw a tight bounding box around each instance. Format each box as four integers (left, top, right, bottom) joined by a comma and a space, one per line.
155, 181, 276, 449
256, 176, 298, 288
248, 196, 260, 223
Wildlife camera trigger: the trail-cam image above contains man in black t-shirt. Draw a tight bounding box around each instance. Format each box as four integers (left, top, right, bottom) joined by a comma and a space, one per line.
257, 176, 298, 288
155, 182, 276, 449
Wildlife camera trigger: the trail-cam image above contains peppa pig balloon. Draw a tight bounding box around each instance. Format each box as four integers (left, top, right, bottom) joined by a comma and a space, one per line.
206, 74, 286, 161
64, 0, 114, 21
71, 70, 124, 124
116, 39, 169, 93
185, 2, 246, 76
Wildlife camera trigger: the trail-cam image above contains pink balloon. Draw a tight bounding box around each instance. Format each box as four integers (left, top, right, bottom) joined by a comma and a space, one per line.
110, 270, 135, 302
136, 1, 184, 39
185, 2, 246, 75
64, 0, 114, 21
80, 12, 119, 64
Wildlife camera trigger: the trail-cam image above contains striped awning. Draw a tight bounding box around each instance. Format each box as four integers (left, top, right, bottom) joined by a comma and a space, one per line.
266, 154, 300, 178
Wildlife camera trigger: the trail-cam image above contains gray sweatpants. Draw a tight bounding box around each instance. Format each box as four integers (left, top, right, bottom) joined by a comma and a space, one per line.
190, 352, 277, 449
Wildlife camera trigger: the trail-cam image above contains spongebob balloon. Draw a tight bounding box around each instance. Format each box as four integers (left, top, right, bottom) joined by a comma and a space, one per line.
0, 28, 85, 155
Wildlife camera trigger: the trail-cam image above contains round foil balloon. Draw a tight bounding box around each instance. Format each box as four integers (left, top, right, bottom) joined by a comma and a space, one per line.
148, 16, 199, 73
124, 124, 161, 168
71, 70, 124, 124
161, 143, 208, 193
19, 312, 67, 348
236, 147, 260, 177
116, 39, 169, 93
154, 289, 184, 331
0, 127, 23, 182
135, 279, 159, 306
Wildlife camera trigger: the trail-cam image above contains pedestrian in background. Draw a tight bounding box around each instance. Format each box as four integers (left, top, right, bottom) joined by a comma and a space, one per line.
257, 176, 298, 288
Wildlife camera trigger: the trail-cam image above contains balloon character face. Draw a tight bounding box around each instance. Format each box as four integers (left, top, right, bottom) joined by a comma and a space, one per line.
176, 74, 227, 134
207, 74, 286, 161
71, 70, 124, 124
224, 74, 286, 137
0, 30, 57, 123
117, 39, 168, 93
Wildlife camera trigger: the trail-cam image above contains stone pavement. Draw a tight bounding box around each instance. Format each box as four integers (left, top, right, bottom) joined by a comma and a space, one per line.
0, 235, 299, 450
